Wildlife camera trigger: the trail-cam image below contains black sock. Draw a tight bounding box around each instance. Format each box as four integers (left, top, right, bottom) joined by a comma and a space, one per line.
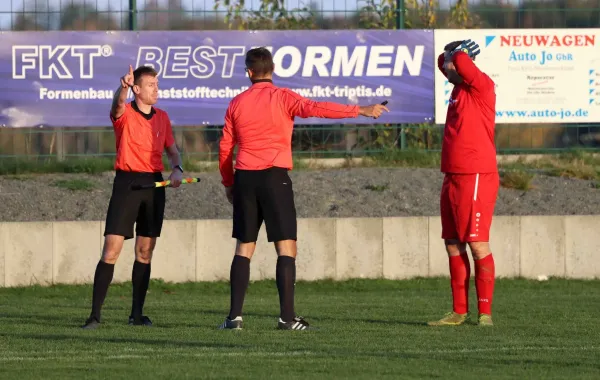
228, 255, 251, 320
90, 260, 115, 321
131, 260, 151, 318
276, 256, 296, 322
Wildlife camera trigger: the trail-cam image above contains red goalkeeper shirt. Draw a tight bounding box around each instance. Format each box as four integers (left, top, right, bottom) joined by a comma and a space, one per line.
437, 51, 498, 174
218, 80, 360, 187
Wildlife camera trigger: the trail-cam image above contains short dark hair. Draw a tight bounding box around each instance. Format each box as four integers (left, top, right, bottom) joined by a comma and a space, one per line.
245, 47, 274, 76
133, 66, 158, 85
444, 40, 464, 52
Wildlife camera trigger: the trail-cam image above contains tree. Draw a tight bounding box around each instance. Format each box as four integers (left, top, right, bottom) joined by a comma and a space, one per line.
357, 0, 480, 30
213, 0, 318, 30
59, 4, 119, 30
139, 0, 205, 30
11, 0, 53, 31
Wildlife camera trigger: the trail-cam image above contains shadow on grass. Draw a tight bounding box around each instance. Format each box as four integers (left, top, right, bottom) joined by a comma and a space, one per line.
0, 331, 248, 350
0, 309, 430, 330
169, 309, 430, 328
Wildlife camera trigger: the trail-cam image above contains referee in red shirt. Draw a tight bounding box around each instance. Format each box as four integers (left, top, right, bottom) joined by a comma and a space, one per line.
218, 47, 388, 330
428, 40, 498, 327
82, 65, 184, 329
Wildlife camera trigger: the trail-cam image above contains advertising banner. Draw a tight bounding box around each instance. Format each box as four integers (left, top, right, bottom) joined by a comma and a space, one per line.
434, 29, 600, 124
0, 30, 435, 127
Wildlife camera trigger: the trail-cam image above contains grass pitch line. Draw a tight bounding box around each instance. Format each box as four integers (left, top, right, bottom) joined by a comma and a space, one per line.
0, 350, 317, 362
406, 346, 600, 355
1, 346, 598, 362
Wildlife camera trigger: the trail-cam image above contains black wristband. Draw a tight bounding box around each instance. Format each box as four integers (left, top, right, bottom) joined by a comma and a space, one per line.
175, 165, 184, 173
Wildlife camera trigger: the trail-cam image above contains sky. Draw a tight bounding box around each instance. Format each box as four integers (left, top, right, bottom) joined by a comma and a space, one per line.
0, 0, 526, 30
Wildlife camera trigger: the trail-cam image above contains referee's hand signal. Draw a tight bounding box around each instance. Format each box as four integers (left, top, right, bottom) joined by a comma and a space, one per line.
120, 65, 134, 89
359, 102, 390, 119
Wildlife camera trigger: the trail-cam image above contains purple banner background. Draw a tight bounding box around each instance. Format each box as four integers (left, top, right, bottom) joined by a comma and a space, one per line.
0, 30, 434, 128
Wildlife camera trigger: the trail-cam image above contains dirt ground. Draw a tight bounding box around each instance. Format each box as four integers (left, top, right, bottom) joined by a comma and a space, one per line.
1, 167, 598, 223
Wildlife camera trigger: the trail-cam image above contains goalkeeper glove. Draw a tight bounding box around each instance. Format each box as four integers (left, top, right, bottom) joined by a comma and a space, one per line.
451, 39, 481, 59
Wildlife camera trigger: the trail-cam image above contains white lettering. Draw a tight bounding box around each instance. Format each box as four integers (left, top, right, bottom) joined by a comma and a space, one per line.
273, 46, 302, 78
331, 46, 367, 77
12, 45, 109, 80
393, 45, 424, 76
37, 84, 391, 101
191, 46, 216, 79
218, 46, 246, 78
17, 44, 424, 81
302, 46, 331, 77
163, 46, 191, 79
39, 46, 72, 79
12, 46, 38, 79
366, 46, 395, 76
39, 87, 113, 100
71, 46, 102, 79
137, 47, 164, 74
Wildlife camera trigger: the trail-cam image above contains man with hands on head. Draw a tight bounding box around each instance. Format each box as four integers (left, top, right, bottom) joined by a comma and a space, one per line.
429, 39, 499, 327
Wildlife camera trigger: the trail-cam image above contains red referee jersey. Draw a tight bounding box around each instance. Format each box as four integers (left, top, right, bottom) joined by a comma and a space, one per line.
110, 101, 175, 173
218, 80, 360, 187
437, 51, 498, 174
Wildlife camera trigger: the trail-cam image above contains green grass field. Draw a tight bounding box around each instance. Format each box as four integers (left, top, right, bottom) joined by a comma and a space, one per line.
1, 278, 599, 379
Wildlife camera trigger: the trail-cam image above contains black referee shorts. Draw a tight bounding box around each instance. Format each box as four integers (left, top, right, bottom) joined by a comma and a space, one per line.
104, 170, 166, 240
232, 167, 297, 243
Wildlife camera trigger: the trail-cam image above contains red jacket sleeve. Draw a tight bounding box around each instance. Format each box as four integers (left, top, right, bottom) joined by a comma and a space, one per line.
452, 51, 486, 90
282, 89, 359, 119
218, 105, 236, 187
437, 52, 448, 78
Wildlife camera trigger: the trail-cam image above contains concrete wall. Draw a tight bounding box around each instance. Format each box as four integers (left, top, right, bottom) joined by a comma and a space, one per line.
0, 215, 599, 287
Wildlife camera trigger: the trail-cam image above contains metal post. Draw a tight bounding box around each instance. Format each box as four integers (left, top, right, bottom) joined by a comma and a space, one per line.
396, 0, 404, 29
396, 0, 407, 149
400, 129, 406, 150
129, 0, 137, 31
56, 128, 65, 161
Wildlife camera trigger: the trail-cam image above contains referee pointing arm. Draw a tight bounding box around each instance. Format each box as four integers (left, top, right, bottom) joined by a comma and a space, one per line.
82, 65, 184, 329
217, 47, 389, 331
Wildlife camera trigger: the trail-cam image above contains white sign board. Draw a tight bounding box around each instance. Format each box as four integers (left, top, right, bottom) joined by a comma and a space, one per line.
434, 29, 600, 124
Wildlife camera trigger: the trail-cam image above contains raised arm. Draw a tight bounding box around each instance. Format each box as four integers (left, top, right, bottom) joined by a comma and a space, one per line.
282, 90, 359, 119
437, 52, 448, 79
111, 65, 134, 121
451, 51, 485, 90
218, 105, 237, 188
281, 89, 388, 119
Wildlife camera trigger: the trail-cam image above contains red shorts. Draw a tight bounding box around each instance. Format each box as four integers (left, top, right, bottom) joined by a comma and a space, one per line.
440, 172, 499, 242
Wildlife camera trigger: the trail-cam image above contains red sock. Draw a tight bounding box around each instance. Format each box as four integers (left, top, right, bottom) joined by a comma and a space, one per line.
475, 254, 495, 315
449, 253, 470, 314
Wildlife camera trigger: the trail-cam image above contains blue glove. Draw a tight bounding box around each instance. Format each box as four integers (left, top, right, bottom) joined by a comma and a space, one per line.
451, 39, 480, 59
